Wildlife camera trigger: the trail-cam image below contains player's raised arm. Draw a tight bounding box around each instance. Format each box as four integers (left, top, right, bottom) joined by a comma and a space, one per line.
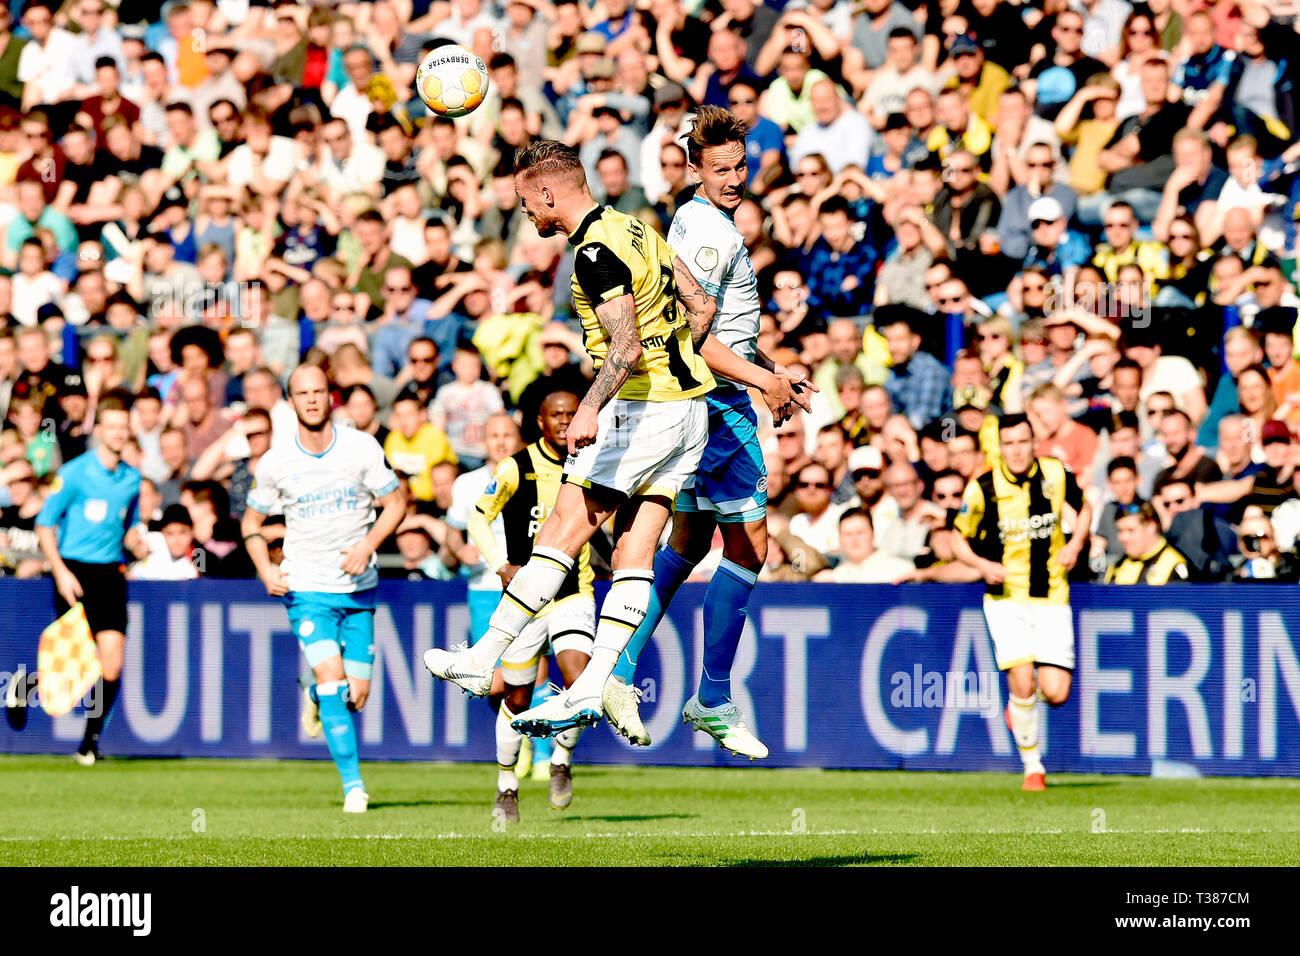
566, 293, 642, 452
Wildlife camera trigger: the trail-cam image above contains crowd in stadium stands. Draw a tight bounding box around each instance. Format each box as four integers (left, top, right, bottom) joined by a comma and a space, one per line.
3, 0, 1300, 589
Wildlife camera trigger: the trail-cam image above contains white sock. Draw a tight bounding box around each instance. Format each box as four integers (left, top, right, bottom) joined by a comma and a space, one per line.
1008, 693, 1043, 773
473, 547, 574, 667
551, 726, 581, 767
569, 570, 653, 697
495, 705, 521, 791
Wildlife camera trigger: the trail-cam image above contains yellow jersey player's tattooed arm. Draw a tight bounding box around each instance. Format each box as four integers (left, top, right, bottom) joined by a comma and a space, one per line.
568, 292, 642, 451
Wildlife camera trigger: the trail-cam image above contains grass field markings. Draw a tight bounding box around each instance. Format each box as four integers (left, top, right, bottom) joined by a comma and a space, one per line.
1, 825, 1289, 843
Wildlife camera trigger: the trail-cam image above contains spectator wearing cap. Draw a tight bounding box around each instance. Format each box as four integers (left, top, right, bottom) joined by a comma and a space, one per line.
1018, 196, 1092, 278
638, 81, 693, 204
948, 34, 1011, 125
129, 502, 198, 581
846, 444, 887, 510
790, 78, 873, 174
997, 140, 1079, 262
879, 307, 951, 430
1199, 418, 1296, 519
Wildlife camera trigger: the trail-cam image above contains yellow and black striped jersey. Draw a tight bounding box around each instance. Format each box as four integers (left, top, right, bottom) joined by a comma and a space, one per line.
954, 456, 1084, 605
568, 204, 715, 403
1105, 540, 1189, 584
474, 439, 594, 601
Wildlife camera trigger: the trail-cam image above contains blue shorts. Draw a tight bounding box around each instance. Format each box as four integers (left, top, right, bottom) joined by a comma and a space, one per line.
675, 387, 767, 523
286, 590, 377, 680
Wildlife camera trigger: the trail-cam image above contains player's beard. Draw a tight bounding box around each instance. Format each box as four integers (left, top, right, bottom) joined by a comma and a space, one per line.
297, 406, 331, 431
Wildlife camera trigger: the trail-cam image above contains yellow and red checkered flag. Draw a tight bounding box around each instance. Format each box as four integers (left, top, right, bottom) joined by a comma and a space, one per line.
36, 603, 100, 717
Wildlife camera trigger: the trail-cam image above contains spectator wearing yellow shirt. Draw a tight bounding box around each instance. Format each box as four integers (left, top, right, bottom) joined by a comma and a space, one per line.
383, 387, 457, 501
1105, 500, 1190, 584
1055, 74, 1121, 196
949, 34, 1010, 125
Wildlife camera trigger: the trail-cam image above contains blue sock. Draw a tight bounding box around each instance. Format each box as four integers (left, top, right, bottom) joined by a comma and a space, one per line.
698, 558, 758, 707
611, 546, 695, 684
318, 681, 364, 795
530, 681, 556, 763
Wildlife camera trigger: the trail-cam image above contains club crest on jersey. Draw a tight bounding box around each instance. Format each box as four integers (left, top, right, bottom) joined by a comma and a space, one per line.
756, 476, 767, 493
485, 477, 498, 496
694, 246, 719, 272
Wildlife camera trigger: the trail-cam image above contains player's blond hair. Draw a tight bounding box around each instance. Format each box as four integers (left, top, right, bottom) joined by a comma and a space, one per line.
685, 105, 751, 166
513, 139, 587, 189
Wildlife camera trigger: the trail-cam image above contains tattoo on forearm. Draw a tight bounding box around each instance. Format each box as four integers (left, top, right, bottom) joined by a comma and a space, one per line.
582, 296, 641, 412
673, 257, 715, 347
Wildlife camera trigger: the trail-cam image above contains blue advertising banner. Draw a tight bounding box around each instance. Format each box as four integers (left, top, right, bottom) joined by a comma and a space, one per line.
1, 580, 1298, 776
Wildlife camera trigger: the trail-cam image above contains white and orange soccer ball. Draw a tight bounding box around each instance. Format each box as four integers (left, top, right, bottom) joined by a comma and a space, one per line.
415, 44, 490, 118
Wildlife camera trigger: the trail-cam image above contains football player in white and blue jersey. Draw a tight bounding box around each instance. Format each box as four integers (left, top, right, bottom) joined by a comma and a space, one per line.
602, 106, 814, 759
242, 365, 406, 813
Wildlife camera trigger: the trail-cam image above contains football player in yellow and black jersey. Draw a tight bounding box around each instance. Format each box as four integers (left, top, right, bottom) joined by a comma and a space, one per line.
466, 391, 594, 820
424, 140, 804, 738
951, 413, 1092, 791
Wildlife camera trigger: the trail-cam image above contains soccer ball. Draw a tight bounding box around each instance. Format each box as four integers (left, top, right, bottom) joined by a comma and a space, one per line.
416, 44, 490, 118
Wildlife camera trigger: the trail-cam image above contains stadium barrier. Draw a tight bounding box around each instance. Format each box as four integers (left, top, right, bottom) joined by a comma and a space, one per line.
2, 580, 1298, 776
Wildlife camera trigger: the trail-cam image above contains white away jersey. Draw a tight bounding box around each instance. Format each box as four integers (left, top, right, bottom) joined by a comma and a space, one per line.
668, 195, 759, 391
446, 464, 504, 593
246, 425, 400, 593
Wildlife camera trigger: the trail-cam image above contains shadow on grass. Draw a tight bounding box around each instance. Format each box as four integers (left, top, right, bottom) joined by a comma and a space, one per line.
560, 813, 699, 823
367, 799, 481, 809
724, 851, 916, 867
1034, 781, 1121, 789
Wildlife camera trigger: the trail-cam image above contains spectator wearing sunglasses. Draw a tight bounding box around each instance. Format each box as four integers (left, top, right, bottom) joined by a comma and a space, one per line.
1105, 499, 1189, 583
787, 461, 849, 561
997, 141, 1078, 263
1158, 476, 1235, 580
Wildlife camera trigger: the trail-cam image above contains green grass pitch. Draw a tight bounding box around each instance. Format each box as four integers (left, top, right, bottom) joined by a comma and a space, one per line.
1, 756, 1297, 866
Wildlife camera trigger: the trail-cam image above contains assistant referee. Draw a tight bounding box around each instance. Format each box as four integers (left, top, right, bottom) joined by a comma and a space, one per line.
951, 412, 1092, 792
33, 393, 144, 765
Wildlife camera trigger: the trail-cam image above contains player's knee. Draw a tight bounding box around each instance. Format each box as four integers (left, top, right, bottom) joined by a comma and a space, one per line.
505, 683, 533, 713
1041, 687, 1070, 707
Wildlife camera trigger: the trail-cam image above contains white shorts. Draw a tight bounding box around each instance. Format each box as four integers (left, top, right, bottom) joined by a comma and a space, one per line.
499, 594, 595, 686
982, 598, 1075, 671
564, 396, 708, 500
